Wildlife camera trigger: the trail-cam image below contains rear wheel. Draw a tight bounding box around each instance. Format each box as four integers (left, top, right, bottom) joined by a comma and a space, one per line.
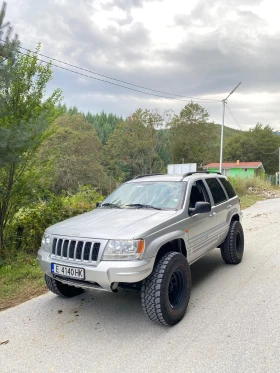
45, 275, 84, 297
141, 252, 191, 326
220, 221, 244, 264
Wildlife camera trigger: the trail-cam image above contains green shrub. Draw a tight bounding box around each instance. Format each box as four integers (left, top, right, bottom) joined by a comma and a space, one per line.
5, 186, 104, 255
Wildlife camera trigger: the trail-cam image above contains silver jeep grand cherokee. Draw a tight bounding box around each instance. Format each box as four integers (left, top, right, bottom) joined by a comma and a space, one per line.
38, 172, 244, 326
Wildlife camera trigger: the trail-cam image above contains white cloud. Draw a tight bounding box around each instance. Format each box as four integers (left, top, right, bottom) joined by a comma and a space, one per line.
5, 0, 280, 130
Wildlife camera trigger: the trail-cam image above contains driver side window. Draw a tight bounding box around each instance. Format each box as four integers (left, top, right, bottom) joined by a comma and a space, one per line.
189, 180, 209, 209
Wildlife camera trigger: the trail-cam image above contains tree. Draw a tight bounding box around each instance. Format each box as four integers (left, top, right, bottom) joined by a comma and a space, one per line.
0, 1, 19, 112
103, 109, 164, 181
0, 46, 62, 251
224, 123, 280, 174
61, 105, 123, 145
169, 102, 219, 166
156, 128, 171, 167
85, 111, 123, 145
0, 1, 18, 60
37, 114, 112, 194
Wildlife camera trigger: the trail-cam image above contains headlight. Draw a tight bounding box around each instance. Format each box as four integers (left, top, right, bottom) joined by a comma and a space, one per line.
41, 233, 51, 252
102, 240, 145, 260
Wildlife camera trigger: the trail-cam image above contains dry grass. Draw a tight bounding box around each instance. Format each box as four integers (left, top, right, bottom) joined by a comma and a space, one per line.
229, 176, 276, 196
230, 176, 280, 209
240, 194, 265, 209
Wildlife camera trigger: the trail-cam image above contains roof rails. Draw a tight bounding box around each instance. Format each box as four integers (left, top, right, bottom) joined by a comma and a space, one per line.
133, 171, 222, 180
181, 171, 222, 180
133, 173, 164, 179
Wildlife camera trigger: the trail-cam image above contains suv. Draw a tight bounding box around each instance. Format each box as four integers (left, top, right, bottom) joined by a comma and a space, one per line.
38, 172, 244, 326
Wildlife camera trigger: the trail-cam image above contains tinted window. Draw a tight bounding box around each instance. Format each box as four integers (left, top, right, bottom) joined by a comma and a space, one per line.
218, 178, 236, 199
205, 178, 227, 205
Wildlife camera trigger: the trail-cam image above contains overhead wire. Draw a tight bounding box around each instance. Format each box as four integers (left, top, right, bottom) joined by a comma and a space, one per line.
0, 38, 220, 103
17, 49, 221, 104
226, 104, 279, 155
226, 106, 279, 155
226, 104, 243, 131
16, 50, 194, 102
260, 148, 279, 155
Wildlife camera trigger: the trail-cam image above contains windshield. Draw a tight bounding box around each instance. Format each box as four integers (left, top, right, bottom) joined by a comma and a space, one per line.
101, 181, 187, 210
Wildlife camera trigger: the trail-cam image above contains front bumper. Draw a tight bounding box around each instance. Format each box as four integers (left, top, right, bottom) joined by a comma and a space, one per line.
37, 248, 155, 292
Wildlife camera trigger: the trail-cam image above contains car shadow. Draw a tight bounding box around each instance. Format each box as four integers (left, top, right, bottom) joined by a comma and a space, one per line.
190, 249, 225, 288
43, 249, 225, 332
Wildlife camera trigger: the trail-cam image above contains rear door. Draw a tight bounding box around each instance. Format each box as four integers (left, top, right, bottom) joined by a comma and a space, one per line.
187, 179, 218, 262
204, 177, 229, 245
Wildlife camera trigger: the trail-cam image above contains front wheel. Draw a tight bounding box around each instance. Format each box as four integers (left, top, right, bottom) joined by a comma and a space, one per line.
220, 220, 244, 264
45, 275, 84, 297
141, 252, 192, 326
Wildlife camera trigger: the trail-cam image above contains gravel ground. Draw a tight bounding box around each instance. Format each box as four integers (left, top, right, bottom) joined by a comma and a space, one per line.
1, 198, 280, 373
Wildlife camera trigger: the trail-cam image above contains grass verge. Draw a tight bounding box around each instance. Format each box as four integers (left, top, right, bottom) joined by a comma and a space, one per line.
230, 176, 280, 209
239, 194, 265, 209
0, 253, 47, 311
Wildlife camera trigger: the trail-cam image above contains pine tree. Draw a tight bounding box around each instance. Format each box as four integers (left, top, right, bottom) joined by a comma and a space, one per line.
0, 1, 19, 84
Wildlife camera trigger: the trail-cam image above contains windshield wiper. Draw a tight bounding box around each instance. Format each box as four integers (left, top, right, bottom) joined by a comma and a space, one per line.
125, 204, 162, 210
101, 203, 122, 208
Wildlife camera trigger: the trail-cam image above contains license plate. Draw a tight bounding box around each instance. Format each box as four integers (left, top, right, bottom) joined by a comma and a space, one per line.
51, 263, 85, 280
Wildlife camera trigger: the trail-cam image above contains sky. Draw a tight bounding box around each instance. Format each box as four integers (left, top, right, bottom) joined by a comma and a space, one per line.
5, 0, 280, 131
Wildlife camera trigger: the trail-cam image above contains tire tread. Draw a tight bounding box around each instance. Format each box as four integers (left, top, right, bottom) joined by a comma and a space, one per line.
220, 221, 244, 264
141, 252, 190, 326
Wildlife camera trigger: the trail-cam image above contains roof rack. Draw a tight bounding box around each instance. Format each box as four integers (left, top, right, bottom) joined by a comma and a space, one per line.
133, 173, 164, 179
181, 171, 222, 180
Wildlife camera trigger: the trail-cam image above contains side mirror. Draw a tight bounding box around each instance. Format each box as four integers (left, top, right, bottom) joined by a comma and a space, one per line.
96, 202, 102, 208
189, 202, 211, 216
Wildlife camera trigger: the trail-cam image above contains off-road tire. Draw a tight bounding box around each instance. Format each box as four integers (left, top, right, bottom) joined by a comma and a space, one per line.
45, 275, 84, 297
141, 252, 191, 326
220, 220, 244, 264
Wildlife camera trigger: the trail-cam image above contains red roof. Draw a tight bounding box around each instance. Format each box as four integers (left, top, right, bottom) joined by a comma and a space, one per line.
204, 162, 263, 169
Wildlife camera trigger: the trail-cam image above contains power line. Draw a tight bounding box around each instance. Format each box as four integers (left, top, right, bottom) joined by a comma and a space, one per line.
260, 148, 279, 155
225, 104, 279, 155
95, 0, 107, 8
0, 38, 220, 103
17, 49, 220, 104
226, 104, 243, 131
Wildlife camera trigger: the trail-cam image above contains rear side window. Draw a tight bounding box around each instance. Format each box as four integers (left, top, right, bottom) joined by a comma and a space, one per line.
218, 178, 236, 199
205, 178, 227, 205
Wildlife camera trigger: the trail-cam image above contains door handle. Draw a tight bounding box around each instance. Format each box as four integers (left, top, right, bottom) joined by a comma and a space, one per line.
209, 212, 216, 218
226, 205, 232, 209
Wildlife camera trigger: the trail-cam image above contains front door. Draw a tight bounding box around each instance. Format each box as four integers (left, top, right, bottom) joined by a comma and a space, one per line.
186, 180, 218, 263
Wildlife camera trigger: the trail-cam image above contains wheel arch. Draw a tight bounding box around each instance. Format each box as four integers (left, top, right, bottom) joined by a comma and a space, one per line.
231, 213, 240, 222
155, 238, 187, 264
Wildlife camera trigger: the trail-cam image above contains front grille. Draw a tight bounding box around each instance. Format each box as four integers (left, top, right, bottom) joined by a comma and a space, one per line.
52, 238, 100, 262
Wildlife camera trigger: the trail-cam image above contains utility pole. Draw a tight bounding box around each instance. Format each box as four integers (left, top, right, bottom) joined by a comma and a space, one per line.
220, 100, 226, 174
219, 82, 242, 173
279, 147, 280, 186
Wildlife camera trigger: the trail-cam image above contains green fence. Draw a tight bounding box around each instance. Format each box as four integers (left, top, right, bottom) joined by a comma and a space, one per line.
267, 174, 278, 185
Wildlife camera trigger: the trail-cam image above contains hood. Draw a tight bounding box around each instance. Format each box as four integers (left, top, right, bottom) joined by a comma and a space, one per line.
46, 208, 178, 240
